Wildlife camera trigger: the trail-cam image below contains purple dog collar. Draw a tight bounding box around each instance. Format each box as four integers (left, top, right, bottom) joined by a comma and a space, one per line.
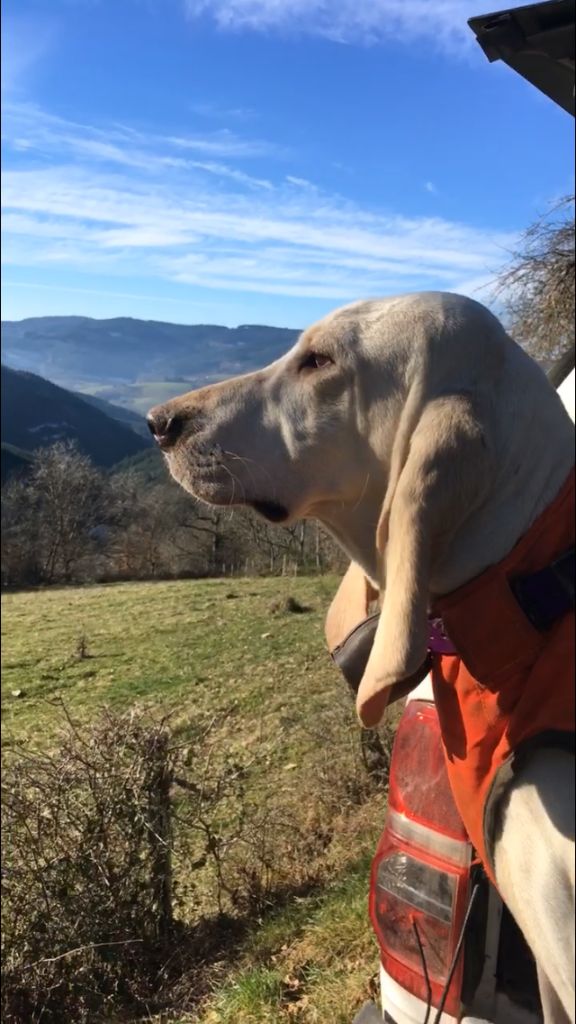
427, 617, 457, 656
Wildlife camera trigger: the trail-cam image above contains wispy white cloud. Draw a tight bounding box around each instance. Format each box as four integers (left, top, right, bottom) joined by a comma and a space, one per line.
184, 0, 483, 51
188, 160, 274, 189
165, 129, 286, 159
190, 100, 257, 121
285, 175, 317, 190
3, 279, 195, 305
2, 101, 513, 304
1, 100, 285, 166
424, 180, 438, 194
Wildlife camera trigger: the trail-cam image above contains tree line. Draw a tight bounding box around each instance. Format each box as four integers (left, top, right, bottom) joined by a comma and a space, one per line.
1, 441, 348, 588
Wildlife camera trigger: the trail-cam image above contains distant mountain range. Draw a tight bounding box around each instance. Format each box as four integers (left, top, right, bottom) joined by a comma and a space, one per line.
1, 316, 300, 412
1, 365, 151, 473
1, 314, 301, 483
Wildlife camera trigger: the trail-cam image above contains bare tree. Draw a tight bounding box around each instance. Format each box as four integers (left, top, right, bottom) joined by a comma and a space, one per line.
497, 195, 575, 363
2, 442, 106, 585
34, 443, 107, 582
1, 477, 42, 586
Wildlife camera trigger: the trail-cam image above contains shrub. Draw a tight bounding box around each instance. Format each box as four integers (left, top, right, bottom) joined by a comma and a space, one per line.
1, 700, 389, 1022
2, 708, 179, 1023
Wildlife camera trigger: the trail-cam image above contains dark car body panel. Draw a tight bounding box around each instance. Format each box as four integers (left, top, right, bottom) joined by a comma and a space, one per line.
468, 0, 575, 115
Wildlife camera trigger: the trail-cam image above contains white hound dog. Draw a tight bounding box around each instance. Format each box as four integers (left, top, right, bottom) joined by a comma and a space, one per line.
149, 292, 575, 1023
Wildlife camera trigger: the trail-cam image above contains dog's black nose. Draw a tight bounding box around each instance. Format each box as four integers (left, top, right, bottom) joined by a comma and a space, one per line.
146, 409, 183, 449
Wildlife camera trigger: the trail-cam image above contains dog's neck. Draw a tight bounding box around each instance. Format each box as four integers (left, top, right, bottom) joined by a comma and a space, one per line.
316, 497, 382, 590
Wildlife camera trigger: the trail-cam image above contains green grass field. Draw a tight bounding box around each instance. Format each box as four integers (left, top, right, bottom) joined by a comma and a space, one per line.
2, 576, 390, 1022
2, 576, 344, 741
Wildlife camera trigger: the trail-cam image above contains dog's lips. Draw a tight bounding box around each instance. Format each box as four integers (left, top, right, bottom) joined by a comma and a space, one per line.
250, 499, 290, 523
163, 447, 220, 496
165, 450, 290, 522
164, 441, 292, 522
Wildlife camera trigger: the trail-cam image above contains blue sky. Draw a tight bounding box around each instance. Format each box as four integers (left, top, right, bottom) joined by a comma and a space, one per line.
2, 0, 574, 328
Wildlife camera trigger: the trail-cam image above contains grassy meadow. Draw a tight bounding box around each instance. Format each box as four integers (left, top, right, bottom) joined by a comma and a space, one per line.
2, 576, 393, 1023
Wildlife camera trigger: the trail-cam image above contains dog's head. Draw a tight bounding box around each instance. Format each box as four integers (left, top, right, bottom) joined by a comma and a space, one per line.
147, 297, 406, 529
148, 291, 565, 727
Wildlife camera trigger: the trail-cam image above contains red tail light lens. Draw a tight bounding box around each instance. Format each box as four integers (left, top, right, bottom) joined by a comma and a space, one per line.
370, 700, 472, 1019
387, 700, 468, 842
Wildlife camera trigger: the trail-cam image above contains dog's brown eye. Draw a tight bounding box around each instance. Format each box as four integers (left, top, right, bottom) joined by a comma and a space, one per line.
300, 352, 333, 371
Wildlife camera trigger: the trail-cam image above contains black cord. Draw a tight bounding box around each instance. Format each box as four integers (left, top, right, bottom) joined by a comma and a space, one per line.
412, 917, 432, 1024
432, 883, 481, 1024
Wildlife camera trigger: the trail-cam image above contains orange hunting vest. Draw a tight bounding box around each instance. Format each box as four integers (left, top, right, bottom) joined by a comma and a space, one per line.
431, 470, 575, 886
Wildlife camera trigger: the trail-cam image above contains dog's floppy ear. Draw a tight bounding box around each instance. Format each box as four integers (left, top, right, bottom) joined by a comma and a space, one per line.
357, 393, 492, 728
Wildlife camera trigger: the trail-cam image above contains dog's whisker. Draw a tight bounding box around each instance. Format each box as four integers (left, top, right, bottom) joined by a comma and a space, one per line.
219, 463, 247, 508
221, 449, 280, 502
221, 450, 260, 493
351, 473, 371, 512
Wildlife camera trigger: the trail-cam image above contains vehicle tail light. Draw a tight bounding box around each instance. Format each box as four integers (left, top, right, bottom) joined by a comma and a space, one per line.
369, 700, 473, 1019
